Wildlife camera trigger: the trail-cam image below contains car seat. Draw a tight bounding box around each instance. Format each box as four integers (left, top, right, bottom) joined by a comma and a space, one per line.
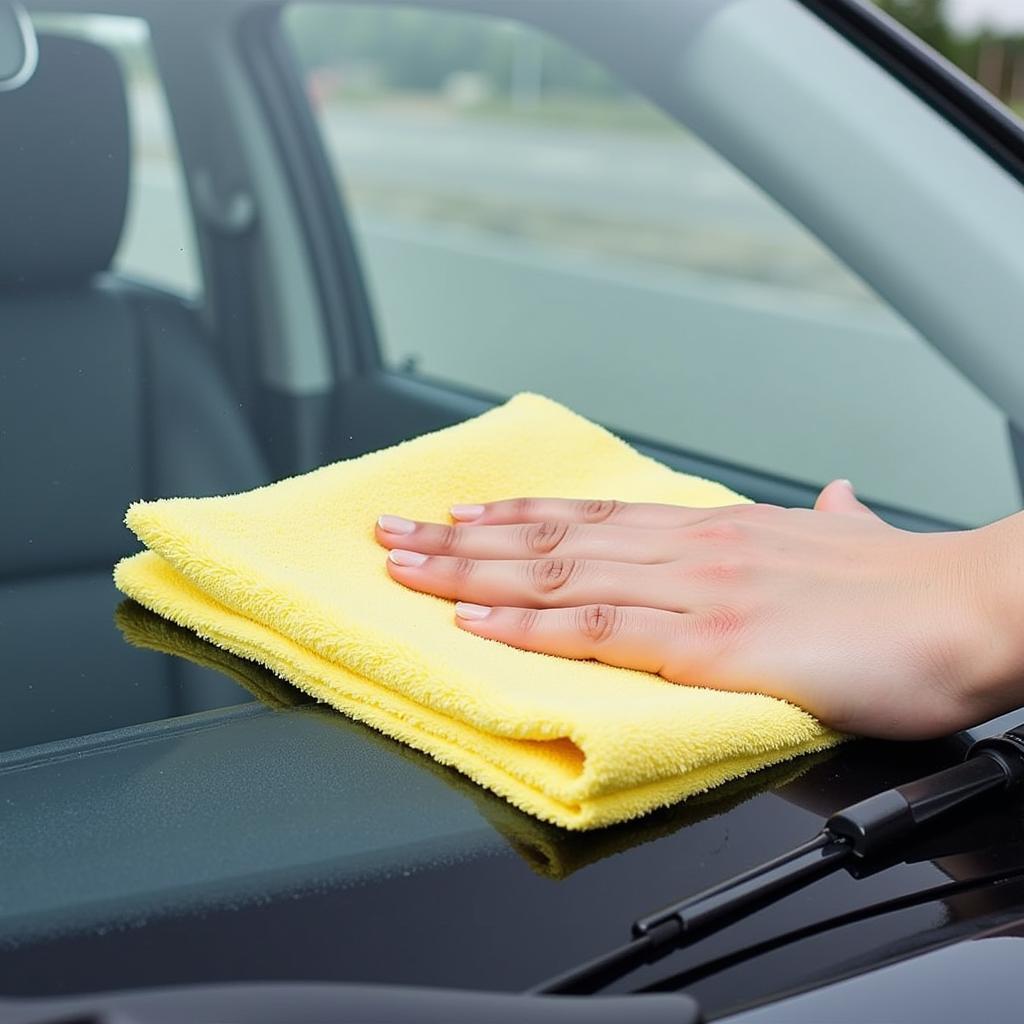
0, 33, 271, 749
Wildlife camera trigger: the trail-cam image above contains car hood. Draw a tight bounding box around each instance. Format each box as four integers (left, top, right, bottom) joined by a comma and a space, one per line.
3, 601, 1024, 1018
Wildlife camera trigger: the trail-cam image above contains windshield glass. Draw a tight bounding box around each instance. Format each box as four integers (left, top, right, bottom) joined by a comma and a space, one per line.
3, 0, 1024, 760
284, 0, 1024, 528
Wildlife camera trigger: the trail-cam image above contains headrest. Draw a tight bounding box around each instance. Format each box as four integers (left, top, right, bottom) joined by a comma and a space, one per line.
0, 33, 130, 288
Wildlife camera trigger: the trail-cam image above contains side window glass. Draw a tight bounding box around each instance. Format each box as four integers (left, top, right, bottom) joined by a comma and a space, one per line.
30, 13, 202, 297
283, 4, 1020, 527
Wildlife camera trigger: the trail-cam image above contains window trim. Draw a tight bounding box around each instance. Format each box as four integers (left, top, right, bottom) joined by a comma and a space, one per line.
237, 3, 383, 379
799, 0, 1024, 188
360, 367, 962, 532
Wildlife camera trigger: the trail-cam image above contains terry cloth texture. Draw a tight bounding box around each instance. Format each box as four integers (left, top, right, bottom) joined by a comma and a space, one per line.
114, 393, 839, 830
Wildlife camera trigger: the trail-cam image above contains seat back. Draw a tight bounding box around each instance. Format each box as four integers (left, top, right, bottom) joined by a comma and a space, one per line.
0, 34, 270, 750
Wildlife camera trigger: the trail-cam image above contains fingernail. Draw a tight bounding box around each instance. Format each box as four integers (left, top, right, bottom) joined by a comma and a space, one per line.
389, 549, 428, 567
836, 479, 854, 490
451, 504, 485, 522
378, 515, 416, 535
455, 602, 491, 620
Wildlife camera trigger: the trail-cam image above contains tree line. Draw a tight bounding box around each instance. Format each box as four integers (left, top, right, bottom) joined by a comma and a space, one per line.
879, 0, 1023, 104
286, 2, 1023, 108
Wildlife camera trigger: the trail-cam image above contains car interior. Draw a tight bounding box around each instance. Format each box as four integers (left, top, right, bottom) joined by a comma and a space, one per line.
1, 30, 272, 747
3, 0, 1024, 756
0, 1, 463, 736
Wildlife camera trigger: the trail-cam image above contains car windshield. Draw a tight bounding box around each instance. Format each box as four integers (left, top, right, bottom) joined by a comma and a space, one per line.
3, 6, 1024, 1001
5, 0, 1024, 756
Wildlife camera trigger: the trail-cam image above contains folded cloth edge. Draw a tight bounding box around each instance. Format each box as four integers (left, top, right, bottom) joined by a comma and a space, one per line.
114, 548, 840, 830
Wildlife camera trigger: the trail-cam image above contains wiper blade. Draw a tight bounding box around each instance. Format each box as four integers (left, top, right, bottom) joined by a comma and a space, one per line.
531, 723, 1024, 996
530, 833, 853, 996
639, 863, 1024, 995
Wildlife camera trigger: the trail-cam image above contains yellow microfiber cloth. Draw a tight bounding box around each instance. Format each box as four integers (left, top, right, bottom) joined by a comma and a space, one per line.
114, 393, 840, 830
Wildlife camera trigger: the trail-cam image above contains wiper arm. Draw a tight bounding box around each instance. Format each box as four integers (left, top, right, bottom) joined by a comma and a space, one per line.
532, 833, 850, 996
531, 723, 1024, 996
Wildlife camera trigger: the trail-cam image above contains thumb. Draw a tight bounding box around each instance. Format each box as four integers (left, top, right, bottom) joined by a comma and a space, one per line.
814, 478, 877, 518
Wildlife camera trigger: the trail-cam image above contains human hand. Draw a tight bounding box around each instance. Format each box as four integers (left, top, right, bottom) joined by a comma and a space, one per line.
375, 481, 1023, 739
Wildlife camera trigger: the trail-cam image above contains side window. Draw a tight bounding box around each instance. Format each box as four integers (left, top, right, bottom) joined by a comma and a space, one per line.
282, 4, 1019, 527
30, 13, 202, 297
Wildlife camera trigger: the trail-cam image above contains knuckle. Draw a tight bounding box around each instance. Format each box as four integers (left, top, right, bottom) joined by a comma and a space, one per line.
514, 497, 537, 520
437, 524, 460, 553
580, 499, 623, 523
529, 557, 578, 595
517, 608, 540, 634
696, 604, 746, 645
577, 603, 619, 644
451, 556, 475, 581
524, 520, 570, 555
689, 560, 745, 586
686, 518, 745, 545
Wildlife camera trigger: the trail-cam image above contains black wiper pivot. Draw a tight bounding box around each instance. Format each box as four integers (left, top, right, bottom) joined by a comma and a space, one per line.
532, 723, 1024, 996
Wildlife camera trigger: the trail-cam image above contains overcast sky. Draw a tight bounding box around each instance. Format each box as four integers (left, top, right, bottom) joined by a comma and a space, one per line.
947, 0, 1024, 31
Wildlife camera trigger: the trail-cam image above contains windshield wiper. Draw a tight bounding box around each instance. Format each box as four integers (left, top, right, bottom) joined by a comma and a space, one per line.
531, 722, 1024, 996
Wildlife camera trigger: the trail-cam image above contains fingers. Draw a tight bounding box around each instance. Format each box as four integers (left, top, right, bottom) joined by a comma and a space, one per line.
376, 517, 684, 564
449, 497, 732, 528
452, 602, 699, 678
386, 552, 695, 612
814, 479, 878, 519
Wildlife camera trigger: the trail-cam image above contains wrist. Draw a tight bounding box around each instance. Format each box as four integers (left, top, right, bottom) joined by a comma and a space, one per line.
956, 515, 1024, 722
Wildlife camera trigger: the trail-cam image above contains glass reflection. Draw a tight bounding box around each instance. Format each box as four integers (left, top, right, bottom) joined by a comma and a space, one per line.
116, 599, 833, 880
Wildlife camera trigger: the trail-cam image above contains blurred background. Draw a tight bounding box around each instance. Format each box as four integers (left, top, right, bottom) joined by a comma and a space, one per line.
32, 0, 1024, 527
880, 0, 1024, 112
